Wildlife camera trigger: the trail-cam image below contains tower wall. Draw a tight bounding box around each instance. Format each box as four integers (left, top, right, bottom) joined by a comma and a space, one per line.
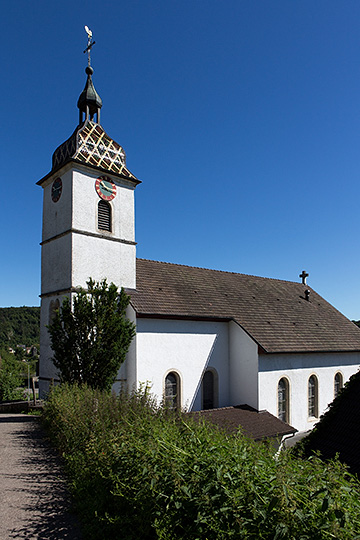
39, 161, 138, 397
71, 234, 136, 290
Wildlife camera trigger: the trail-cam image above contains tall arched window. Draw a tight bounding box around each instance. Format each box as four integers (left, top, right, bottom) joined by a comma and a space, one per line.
334, 372, 343, 398
308, 375, 318, 418
278, 378, 289, 423
202, 369, 218, 410
98, 200, 112, 232
165, 372, 180, 410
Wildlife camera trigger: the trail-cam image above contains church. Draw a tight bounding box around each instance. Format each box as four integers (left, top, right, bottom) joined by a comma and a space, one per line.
37, 41, 360, 434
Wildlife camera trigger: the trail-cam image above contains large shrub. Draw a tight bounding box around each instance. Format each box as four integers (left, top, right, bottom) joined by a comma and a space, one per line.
47, 279, 136, 391
43, 384, 360, 540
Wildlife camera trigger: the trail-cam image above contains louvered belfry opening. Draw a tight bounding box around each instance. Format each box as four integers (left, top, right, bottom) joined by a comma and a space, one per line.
98, 200, 112, 231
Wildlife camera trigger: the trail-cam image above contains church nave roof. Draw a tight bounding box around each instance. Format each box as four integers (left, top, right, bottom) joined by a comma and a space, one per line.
129, 258, 360, 355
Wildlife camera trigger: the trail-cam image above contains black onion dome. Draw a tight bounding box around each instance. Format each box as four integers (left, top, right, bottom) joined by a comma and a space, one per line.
77, 66, 102, 120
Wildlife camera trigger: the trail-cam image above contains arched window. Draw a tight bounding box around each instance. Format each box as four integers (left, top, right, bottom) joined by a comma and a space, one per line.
278, 378, 289, 423
165, 372, 180, 410
202, 369, 218, 410
98, 200, 112, 232
308, 375, 318, 418
334, 372, 343, 398
49, 298, 60, 324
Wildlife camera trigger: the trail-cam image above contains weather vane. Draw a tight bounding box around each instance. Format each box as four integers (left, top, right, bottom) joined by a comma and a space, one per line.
84, 25, 96, 67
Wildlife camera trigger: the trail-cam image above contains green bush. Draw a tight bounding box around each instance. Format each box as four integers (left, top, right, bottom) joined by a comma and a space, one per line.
47, 279, 136, 391
43, 384, 360, 540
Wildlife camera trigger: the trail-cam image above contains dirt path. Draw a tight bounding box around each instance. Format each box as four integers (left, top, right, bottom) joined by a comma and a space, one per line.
0, 414, 82, 539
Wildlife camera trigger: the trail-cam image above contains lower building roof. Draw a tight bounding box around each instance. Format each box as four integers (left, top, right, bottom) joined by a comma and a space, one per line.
188, 404, 297, 441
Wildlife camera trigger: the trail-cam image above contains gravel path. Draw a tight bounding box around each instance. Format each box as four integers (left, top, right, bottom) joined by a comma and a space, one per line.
0, 414, 82, 539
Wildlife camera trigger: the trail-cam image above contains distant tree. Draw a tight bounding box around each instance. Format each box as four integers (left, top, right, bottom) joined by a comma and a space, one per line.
15, 347, 25, 362
47, 279, 136, 391
0, 349, 22, 401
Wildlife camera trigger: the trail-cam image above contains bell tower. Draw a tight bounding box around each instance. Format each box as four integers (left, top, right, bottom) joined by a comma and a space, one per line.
38, 31, 140, 396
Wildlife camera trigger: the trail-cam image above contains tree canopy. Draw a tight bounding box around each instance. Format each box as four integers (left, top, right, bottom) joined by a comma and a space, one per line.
47, 279, 136, 391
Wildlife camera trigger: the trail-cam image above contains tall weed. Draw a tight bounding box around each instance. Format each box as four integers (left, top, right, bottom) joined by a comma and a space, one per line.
43, 384, 360, 539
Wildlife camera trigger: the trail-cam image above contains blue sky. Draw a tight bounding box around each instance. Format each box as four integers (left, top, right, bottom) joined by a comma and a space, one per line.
1, 1, 360, 320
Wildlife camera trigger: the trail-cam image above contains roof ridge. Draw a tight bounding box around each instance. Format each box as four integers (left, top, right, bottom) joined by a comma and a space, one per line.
136, 258, 301, 286
192, 406, 238, 413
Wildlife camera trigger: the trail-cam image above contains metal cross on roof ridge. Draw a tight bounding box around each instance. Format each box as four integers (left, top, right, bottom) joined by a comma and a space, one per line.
299, 270, 309, 285
83, 25, 96, 67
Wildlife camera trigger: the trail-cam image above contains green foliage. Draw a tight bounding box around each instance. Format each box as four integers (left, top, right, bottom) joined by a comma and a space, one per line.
47, 279, 136, 391
43, 384, 360, 540
0, 348, 23, 401
0, 306, 40, 348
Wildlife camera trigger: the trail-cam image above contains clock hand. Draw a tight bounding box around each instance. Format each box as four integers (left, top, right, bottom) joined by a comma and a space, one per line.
100, 181, 112, 193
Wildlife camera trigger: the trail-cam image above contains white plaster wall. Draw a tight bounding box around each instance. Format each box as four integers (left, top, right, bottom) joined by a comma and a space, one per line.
135, 319, 229, 411
41, 235, 72, 294
229, 321, 259, 409
258, 352, 360, 432
71, 234, 136, 290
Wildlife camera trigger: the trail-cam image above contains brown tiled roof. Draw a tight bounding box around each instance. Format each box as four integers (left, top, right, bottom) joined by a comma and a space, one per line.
129, 259, 360, 354
188, 404, 297, 441
300, 370, 360, 476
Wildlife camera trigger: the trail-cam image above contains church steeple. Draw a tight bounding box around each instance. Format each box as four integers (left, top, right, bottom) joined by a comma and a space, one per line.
40, 26, 139, 181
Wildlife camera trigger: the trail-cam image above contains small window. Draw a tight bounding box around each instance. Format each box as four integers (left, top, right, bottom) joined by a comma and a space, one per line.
278, 378, 289, 423
202, 370, 215, 410
334, 372, 343, 398
98, 200, 112, 231
308, 375, 318, 418
165, 372, 180, 410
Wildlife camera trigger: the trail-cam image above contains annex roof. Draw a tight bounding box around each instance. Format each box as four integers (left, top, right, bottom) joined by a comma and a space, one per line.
188, 404, 297, 441
129, 259, 360, 354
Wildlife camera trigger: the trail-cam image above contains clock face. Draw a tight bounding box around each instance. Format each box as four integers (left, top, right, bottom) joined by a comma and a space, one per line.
51, 177, 62, 203
95, 176, 116, 201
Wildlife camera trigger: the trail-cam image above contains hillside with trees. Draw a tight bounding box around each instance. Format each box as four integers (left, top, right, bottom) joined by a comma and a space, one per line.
0, 307, 40, 348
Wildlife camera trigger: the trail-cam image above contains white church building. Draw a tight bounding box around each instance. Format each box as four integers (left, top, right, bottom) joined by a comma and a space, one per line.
38, 53, 360, 434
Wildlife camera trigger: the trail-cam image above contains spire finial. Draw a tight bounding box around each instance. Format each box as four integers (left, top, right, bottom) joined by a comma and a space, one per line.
84, 26, 95, 67
78, 26, 102, 125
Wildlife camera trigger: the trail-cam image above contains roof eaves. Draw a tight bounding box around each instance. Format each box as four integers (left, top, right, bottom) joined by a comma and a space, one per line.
134, 311, 233, 323
37, 158, 141, 186
260, 347, 360, 355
